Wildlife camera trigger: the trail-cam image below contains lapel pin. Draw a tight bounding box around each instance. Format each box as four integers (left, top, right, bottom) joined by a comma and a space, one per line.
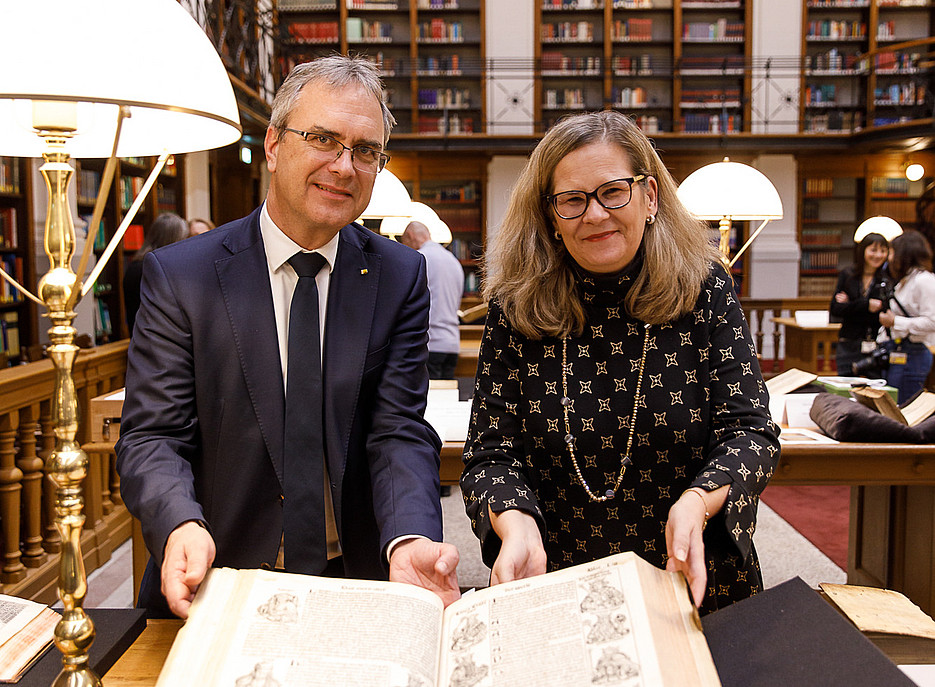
360, 268, 368, 275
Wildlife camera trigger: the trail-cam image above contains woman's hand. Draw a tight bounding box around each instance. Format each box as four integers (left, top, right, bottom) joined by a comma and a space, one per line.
868, 298, 883, 313
488, 508, 547, 585
834, 291, 849, 304
665, 486, 728, 607
879, 310, 895, 328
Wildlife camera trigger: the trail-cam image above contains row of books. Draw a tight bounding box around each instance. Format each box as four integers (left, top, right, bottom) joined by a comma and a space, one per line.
632, 114, 664, 134
0, 208, 19, 250
679, 112, 741, 133
871, 175, 913, 196
612, 54, 651, 75
612, 18, 655, 41
800, 227, 845, 247
806, 20, 867, 40
0, 158, 20, 195
874, 82, 926, 106
543, 0, 603, 8
76, 167, 102, 205
680, 87, 741, 104
94, 298, 113, 341
541, 21, 595, 42
544, 88, 587, 108
0, 311, 20, 361
805, 83, 840, 105
611, 86, 649, 107
680, 55, 744, 72
463, 269, 480, 294
157, 185, 178, 215
418, 54, 463, 73
875, 51, 920, 72
428, 206, 480, 231
417, 0, 461, 7
421, 182, 478, 202
542, 52, 601, 74
119, 175, 145, 211
801, 249, 840, 270
417, 88, 472, 108
346, 18, 393, 41
287, 21, 339, 42
0, 255, 24, 304
279, 0, 335, 8
807, 0, 868, 6
803, 177, 837, 197
417, 19, 462, 41
803, 110, 862, 132
346, 0, 397, 8
416, 114, 475, 133
447, 239, 482, 262
683, 19, 744, 40
807, 48, 861, 73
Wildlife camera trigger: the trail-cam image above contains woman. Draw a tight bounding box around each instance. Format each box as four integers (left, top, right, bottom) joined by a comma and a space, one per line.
877, 229, 935, 403
461, 111, 780, 614
123, 212, 189, 334
829, 232, 889, 375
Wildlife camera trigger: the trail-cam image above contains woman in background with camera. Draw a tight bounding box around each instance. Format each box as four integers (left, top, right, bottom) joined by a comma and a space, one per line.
830, 232, 890, 375
877, 230, 935, 403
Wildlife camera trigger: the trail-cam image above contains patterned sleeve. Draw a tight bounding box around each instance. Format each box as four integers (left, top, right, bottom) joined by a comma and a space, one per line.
460, 299, 545, 567
691, 266, 781, 560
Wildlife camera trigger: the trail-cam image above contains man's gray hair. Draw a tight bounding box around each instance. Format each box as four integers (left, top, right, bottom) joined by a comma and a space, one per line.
270, 54, 395, 145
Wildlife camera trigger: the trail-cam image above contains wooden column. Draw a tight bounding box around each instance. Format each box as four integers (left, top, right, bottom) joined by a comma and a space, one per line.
0, 410, 24, 582
17, 404, 46, 568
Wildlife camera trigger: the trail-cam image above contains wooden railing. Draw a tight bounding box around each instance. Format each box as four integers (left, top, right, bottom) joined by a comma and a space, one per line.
0, 341, 129, 603
742, 297, 829, 374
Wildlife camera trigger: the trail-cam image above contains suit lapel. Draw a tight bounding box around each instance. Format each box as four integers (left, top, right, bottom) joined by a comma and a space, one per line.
323, 225, 379, 487
216, 215, 286, 482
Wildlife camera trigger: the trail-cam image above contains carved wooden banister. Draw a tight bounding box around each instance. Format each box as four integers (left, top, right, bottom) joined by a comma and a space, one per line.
0, 341, 129, 603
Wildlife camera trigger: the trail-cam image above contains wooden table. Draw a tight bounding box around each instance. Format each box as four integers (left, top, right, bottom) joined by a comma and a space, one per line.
772, 316, 841, 374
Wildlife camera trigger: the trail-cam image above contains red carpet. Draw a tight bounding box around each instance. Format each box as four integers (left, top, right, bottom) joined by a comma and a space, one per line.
759, 485, 849, 570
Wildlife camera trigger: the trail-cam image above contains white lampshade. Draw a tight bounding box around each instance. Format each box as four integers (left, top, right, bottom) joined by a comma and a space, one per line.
359, 169, 413, 219
854, 216, 903, 242
380, 202, 453, 245
906, 163, 925, 182
677, 158, 784, 221
0, 0, 242, 157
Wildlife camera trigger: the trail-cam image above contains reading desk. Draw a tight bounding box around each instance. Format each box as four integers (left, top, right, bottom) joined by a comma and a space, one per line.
772, 316, 841, 374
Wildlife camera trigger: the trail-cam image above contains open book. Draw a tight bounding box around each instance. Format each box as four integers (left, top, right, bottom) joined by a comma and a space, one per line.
850, 386, 935, 426
820, 583, 935, 665
0, 594, 58, 683
157, 552, 720, 687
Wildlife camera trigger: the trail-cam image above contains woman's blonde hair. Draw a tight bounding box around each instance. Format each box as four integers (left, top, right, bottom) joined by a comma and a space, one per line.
483, 110, 719, 339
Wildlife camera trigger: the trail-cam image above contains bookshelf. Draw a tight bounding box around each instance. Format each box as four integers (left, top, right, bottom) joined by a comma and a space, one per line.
76, 155, 185, 343
534, 0, 751, 134
0, 157, 35, 364
798, 175, 862, 296
277, 0, 487, 135
390, 153, 487, 307
800, 0, 934, 133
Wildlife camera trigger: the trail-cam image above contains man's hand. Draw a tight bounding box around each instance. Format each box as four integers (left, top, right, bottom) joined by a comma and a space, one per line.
389, 539, 461, 607
488, 509, 547, 586
161, 521, 216, 619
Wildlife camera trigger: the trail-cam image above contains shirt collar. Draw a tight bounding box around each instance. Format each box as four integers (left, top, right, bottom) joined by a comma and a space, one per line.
259, 201, 340, 274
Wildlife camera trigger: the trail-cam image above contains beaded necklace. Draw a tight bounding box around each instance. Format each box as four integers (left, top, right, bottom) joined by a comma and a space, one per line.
561, 322, 651, 502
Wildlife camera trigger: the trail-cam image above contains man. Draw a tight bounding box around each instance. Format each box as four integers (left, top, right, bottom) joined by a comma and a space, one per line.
399, 221, 464, 379
116, 55, 459, 619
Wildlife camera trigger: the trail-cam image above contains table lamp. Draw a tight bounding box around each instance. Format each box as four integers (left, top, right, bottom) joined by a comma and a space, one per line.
0, 1, 241, 685
380, 201, 454, 245
358, 169, 413, 220
854, 216, 903, 243
676, 157, 784, 268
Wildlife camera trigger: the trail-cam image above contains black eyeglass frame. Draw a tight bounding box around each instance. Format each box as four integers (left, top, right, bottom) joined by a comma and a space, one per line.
282, 127, 390, 173
544, 175, 647, 220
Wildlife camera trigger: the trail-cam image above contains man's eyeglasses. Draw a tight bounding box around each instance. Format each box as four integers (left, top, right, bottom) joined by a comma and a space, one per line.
544, 176, 646, 220
283, 128, 390, 174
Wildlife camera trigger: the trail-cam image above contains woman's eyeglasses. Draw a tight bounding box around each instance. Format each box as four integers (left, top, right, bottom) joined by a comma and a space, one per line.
544, 176, 646, 220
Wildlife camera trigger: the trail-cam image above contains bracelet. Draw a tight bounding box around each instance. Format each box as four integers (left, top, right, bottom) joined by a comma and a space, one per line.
683, 488, 710, 530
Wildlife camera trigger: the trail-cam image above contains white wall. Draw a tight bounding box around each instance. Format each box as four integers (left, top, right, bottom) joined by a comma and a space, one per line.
486, 156, 529, 246
485, 2, 535, 135
184, 151, 212, 222
750, 0, 803, 134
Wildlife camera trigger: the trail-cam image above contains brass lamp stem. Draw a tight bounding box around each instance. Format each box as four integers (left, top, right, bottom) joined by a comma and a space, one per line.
717, 216, 733, 271
36, 135, 101, 687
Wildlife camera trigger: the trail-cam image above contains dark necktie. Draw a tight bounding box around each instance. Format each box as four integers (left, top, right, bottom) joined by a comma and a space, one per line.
283, 251, 328, 574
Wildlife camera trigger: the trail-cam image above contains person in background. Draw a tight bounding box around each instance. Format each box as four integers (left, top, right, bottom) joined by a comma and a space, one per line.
460, 110, 779, 615
877, 229, 935, 403
123, 212, 189, 335
399, 220, 463, 380
116, 55, 459, 619
829, 232, 889, 375
189, 217, 215, 237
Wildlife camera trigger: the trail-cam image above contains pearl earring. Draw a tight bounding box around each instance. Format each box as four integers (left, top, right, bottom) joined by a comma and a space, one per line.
646, 215, 655, 225
554, 229, 561, 240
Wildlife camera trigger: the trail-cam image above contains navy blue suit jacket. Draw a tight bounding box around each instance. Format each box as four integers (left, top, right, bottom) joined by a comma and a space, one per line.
116, 208, 443, 585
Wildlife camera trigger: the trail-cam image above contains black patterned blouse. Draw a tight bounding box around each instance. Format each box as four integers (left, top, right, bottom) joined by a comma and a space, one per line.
461, 260, 781, 614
